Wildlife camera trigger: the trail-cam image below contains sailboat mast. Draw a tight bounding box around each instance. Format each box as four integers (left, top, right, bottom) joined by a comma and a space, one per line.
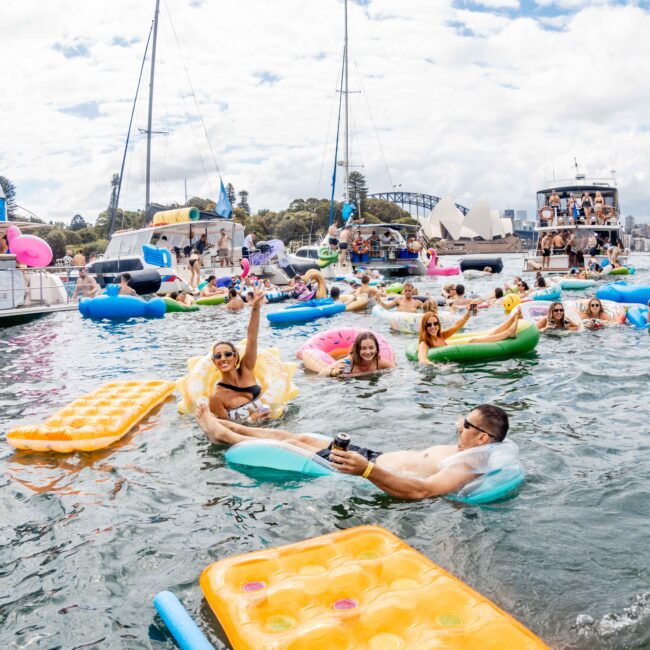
145, 0, 161, 211
343, 0, 350, 204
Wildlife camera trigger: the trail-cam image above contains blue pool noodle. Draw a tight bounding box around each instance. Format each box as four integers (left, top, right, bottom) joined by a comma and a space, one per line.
153, 591, 214, 650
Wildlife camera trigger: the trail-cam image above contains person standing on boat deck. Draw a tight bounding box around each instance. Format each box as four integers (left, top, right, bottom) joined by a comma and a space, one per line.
195, 234, 208, 255
72, 249, 86, 268
339, 225, 352, 265
156, 235, 169, 250
552, 231, 565, 255
188, 249, 201, 288
242, 231, 255, 261
327, 222, 339, 250
217, 228, 231, 267
72, 268, 100, 300
581, 192, 592, 224
565, 231, 577, 268
62, 249, 73, 267
118, 273, 137, 296
541, 232, 553, 270
548, 190, 561, 224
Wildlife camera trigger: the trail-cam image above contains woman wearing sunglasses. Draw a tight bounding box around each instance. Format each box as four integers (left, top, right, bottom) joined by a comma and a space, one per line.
207, 287, 270, 423
581, 298, 613, 330
325, 331, 396, 377
535, 301, 580, 332
417, 308, 521, 365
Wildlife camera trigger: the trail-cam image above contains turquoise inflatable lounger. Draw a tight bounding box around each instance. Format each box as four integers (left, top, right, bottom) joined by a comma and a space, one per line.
225, 437, 525, 505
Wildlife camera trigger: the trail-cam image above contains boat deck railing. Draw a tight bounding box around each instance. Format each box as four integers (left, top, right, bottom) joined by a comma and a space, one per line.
0, 266, 76, 310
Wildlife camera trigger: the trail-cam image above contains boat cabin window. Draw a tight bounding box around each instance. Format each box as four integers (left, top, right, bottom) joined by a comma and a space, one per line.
296, 248, 319, 260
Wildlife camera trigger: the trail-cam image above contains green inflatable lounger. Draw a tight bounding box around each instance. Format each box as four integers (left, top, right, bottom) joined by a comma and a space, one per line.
406, 319, 540, 364
162, 296, 200, 312
195, 295, 226, 306
225, 436, 525, 505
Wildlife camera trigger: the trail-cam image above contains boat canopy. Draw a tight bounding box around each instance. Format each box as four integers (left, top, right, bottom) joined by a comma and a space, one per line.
105, 219, 244, 258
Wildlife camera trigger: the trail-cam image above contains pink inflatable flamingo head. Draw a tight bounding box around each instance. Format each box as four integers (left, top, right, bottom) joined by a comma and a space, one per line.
427, 248, 438, 270
6, 225, 21, 244
240, 258, 250, 278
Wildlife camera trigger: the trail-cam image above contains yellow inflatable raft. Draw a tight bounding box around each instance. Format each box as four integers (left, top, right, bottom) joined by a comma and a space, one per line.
6, 380, 176, 453
201, 525, 548, 650
176, 339, 299, 418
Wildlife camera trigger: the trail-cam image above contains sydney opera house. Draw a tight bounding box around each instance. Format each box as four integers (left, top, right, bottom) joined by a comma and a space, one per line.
421, 197, 522, 254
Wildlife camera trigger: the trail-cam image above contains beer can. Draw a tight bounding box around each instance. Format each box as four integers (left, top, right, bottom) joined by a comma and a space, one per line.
332, 433, 351, 451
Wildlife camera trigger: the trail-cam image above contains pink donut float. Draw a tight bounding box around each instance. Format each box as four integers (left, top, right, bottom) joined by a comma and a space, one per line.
6, 226, 53, 267
240, 258, 251, 278
426, 249, 460, 276
297, 327, 395, 374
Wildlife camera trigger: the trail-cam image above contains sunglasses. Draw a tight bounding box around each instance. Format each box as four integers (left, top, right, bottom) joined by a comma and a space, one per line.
552, 308, 564, 313
212, 351, 235, 360
426, 321, 440, 328
589, 303, 600, 308
463, 417, 496, 440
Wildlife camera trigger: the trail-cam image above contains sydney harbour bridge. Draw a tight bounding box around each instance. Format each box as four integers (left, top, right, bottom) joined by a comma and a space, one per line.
369, 191, 470, 219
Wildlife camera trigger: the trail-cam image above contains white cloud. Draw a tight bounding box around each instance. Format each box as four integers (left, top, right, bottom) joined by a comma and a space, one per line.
1, 0, 650, 225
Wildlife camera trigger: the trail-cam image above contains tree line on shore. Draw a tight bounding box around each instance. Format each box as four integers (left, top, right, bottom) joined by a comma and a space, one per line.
0, 172, 416, 261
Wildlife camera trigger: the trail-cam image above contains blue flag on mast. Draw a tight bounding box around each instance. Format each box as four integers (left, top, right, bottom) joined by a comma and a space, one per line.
215, 179, 233, 218
342, 202, 357, 225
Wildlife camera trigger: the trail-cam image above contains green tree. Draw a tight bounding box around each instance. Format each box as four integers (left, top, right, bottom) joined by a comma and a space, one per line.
0, 176, 17, 219
76, 227, 97, 243
62, 230, 81, 246
188, 196, 210, 210
238, 190, 251, 215
226, 182, 236, 206
347, 171, 368, 212
364, 198, 415, 225
70, 214, 87, 231
44, 229, 67, 260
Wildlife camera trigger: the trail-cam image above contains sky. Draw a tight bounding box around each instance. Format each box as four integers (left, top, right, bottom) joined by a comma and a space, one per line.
2, 0, 650, 225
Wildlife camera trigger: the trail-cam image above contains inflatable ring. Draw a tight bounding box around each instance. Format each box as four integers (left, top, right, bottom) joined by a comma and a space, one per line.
162, 297, 199, 312
267, 298, 345, 325
565, 298, 626, 325
318, 246, 338, 268
240, 258, 250, 278
371, 304, 458, 334
386, 282, 403, 294
176, 339, 299, 417
406, 319, 540, 363
297, 327, 395, 374
558, 278, 596, 291
195, 294, 226, 306
341, 294, 373, 312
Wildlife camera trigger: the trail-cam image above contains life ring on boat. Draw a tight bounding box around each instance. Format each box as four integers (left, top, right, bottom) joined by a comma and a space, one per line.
352, 239, 370, 255
538, 207, 554, 223
176, 339, 299, 417
297, 327, 395, 374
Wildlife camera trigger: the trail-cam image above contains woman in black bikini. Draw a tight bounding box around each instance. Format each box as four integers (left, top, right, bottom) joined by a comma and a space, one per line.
208, 287, 270, 423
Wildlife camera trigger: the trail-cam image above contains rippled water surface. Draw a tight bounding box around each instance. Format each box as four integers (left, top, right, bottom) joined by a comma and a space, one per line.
1, 254, 649, 649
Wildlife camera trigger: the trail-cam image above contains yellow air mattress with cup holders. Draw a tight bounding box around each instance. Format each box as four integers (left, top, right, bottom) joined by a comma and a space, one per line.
200, 525, 548, 650
6, 380, 176, 453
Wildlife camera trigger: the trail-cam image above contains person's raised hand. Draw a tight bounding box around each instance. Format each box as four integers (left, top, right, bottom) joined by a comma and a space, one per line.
251, 286, 266, 308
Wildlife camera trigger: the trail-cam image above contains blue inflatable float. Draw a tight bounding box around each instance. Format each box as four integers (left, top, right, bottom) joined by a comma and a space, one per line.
267, 298, 346, 325
627, 304, 649, 328
225, 438, 524, 505
597, 281, 650, 305
79, 285, 166, 321
153, 591, 214, 650
530, 285, 561, 301
265, 291, 290, 303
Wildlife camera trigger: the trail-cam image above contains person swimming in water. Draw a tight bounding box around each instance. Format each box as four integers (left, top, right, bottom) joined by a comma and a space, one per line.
417, 309, 521, 365
225, 286, 245, 312
195, 403, 511, 500
321, 331, 396, 377
203, 287, 270, 423
378, 282, 423, 313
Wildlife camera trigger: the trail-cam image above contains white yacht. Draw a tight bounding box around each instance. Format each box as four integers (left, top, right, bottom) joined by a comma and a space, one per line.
316, 223, 430, 279
91, 215, 305, 292
523, 172, 628, 272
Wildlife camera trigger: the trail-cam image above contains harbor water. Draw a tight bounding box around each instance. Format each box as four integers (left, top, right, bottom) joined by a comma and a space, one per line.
1, 253, 649, 649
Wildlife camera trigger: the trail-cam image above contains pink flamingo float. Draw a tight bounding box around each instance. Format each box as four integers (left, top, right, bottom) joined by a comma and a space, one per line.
6, 226, 53, 267
426, 248, 459, 276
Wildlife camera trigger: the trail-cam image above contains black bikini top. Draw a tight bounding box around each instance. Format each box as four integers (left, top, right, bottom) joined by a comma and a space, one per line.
218, 382, 262, 400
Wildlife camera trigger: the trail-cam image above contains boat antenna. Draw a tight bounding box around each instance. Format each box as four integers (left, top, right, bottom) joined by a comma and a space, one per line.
328, 52, 346, 226
145, 0, 161, 212
110, 20, 154, 236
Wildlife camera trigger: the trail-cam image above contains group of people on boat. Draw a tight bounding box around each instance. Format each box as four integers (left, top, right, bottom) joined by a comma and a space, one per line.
542, 189, 615, 226
538, 230, 626, 270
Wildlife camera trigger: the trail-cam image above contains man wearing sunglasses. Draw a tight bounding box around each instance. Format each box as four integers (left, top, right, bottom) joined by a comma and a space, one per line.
196, 403, 509, 500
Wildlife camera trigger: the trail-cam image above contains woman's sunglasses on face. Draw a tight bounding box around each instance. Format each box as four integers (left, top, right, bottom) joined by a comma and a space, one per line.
213, 351, 234, 360
552, 308, 564, 313
426, 321, 440, 329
